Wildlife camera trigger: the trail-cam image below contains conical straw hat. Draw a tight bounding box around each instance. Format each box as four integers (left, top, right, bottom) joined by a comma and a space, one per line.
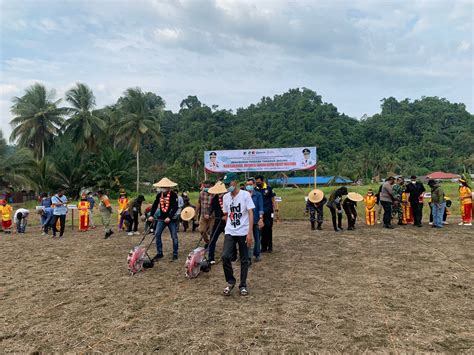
347, 192, 364, 202
153, 177, 178, 188
180, 206, 196, 221
308, 189, 324, 203
208, 181, 227, 194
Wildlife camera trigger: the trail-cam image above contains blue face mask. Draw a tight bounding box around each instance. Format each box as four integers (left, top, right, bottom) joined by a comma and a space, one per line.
245, 185, 254, 191
227, 186, 235, 193
203, 188, 209, 192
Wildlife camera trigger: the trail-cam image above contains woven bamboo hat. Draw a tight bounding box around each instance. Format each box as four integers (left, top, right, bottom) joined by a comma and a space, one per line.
208, 181, 227, 194
308, 189, 324, 203
347, 192, 364, 202
153, 177, 178, 188
180, 207, 195, 221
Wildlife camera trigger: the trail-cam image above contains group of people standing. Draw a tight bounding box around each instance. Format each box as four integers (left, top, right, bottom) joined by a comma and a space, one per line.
305, 175, 473, 231
146, 173, 277, 296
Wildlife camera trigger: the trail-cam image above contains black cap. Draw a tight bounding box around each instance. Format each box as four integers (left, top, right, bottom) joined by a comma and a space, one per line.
209, 152, 217, 157
410, 175, 417, 180
302, 148, 310, 154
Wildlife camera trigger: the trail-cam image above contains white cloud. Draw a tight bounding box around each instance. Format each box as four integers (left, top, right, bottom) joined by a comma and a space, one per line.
154, 28, 181, 41
458, 40, 471, 52
36, 18, 59, 33
0, 84, 18, 95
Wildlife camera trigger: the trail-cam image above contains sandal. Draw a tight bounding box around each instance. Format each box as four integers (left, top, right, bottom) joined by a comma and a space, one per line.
223, 284, 235, 296
240, 287, 249, 296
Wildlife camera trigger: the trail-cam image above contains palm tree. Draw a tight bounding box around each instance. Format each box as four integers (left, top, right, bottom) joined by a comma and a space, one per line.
63, 83, 106, 151
10, 83, 67, 159
0, 130, 35, 188
115, 88, 164, 192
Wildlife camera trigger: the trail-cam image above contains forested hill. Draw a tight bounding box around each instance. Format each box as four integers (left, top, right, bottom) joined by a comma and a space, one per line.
151, 88, 473, 184
2, 86, 473, 194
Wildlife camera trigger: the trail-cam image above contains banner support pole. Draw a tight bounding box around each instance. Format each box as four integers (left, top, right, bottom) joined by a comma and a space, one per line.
314, 167, 317, 189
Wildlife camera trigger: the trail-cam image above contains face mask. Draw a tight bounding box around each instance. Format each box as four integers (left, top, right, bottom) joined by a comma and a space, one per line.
459, 183, 463, 186
227, 186, 235, 193
245, 185, 254, 191
411, 181, 416, 184
203, 188, 209, 192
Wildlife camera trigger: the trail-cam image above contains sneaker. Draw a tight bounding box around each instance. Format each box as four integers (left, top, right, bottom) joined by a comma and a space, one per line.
172, 254, 178, 260
239, 287, 249, 296
458, 222, 464, 226
127, 232, 133, 236
104, 231, 110, 239
134, 232, 140, 235
429, 222, 433, 225
210, 260, 216, 265
153, 253, 163, 260
416, 224, 422, 228
443, 221, 449, 225
41, 232, 46, 236
464, 223, 472, 226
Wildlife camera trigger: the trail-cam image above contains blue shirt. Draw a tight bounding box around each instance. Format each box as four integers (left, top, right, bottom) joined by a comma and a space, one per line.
41, 197, 52, 208
255, 186, 275, 213
51, 195, 68, 215
87, 196, 95, 209
250, 190, 264, 224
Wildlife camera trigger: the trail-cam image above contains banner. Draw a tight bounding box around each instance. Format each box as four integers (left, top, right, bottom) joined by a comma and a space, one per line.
204, 147, 317, 173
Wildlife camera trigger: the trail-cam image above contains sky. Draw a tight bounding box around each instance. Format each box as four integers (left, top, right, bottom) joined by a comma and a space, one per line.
0, 0, 473, 137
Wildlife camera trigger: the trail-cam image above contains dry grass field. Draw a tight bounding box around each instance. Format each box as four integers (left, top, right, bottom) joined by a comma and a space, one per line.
1, 220, 473, 352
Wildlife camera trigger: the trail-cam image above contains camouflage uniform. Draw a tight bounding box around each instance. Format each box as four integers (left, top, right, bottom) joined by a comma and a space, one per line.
392, 183, 404, 222
306, 197, 327, 229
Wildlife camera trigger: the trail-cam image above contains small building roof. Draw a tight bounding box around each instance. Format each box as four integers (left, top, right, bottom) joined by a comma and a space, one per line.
426, 171, 460, 180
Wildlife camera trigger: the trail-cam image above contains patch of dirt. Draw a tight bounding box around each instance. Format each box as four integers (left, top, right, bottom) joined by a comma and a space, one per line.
1, 221, 473, 352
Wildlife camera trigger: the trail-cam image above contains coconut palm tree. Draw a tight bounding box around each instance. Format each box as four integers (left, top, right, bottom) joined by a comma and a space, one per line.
10, 83, 67, 159
0, 129, 35, 188
115, 88, 164, 192
63, 83, 106, 151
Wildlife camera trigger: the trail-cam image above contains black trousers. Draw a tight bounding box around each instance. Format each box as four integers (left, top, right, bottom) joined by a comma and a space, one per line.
328, 206, 342, 231
381, 201, 392, 226
411, 200, 423, 225
132, 212, 139, 232
260, 212, 273, 251
208, 218, 226, 262
222, 234, 249, 288
52, 215, 66, 237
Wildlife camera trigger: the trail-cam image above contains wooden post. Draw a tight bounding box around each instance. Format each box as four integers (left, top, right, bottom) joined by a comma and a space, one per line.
71, 209, 74, 230
314, 167, 317, 189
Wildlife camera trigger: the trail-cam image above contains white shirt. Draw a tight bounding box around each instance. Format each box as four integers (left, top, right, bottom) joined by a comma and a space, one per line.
223, 190, 255, 236
14, 208, 29, 223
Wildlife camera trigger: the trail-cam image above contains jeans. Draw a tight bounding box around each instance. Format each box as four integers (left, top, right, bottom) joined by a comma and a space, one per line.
16, 217, 27, 233
222, 234, 249, 288
52, 215, 66, 236
381, 201, 393, 226
248, 224, 261, 259
208, 218, 225, 261
432, 202, 446, 227
155, 219, 179, 256
261, 212, 273, 251
88, 209, 95, 227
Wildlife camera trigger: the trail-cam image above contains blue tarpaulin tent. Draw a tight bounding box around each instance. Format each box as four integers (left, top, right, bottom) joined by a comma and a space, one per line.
268, 176, 352, 186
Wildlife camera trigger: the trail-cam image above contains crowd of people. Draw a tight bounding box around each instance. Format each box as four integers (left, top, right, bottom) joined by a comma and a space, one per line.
305, 175, 473, 231
1, 173, 472, 296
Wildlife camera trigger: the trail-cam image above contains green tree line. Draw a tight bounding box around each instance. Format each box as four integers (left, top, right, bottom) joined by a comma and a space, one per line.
2, 84, 473, 197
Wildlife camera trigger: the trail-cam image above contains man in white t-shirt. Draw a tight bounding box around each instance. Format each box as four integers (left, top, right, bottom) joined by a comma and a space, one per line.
221, 173, 255, 296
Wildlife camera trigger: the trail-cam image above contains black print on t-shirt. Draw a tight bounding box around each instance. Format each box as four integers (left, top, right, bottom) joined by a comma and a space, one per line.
229, 203, 242, 228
